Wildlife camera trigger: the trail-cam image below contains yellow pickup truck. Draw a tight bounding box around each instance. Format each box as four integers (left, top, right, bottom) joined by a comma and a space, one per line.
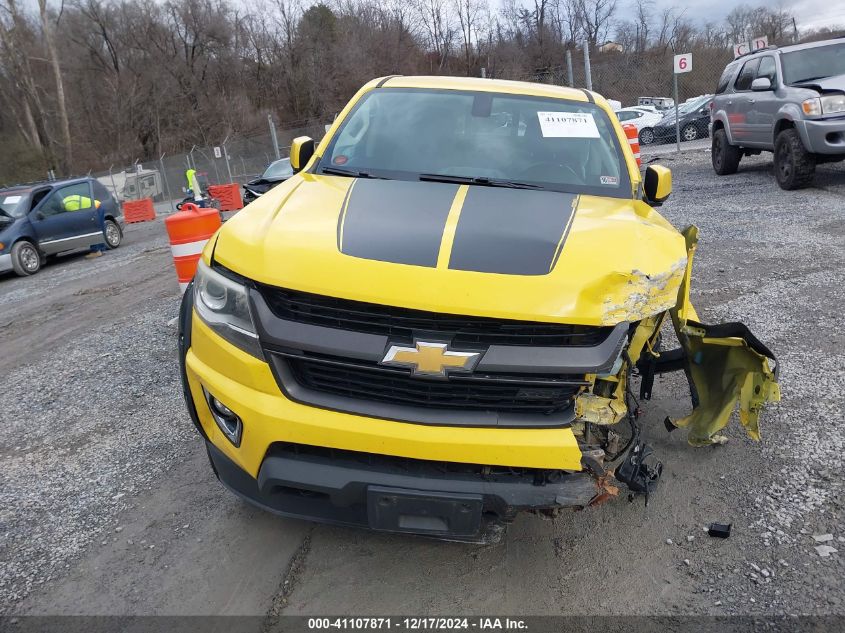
177, 76, 779, 541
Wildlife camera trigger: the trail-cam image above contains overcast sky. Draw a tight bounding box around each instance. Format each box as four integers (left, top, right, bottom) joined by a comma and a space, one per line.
651, 0, 845, 32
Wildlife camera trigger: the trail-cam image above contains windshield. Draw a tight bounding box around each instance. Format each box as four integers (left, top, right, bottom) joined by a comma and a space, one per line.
318, 88, 631, 198
263, 158, 293, 180
678, 97, 709, 114
0, 191, 29, 219
782, 43, 845, 84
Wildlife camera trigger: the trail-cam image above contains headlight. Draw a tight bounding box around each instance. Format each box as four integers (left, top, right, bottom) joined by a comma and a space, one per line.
821, 94, 845, 114
803, 95, 845, 116
193, 260, 263, 359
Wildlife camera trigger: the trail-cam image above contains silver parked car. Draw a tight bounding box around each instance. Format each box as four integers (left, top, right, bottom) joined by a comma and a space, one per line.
710, 39, 845, 189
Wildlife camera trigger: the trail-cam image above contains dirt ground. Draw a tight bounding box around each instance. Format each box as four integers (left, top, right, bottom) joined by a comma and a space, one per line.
2, 150, 844, 623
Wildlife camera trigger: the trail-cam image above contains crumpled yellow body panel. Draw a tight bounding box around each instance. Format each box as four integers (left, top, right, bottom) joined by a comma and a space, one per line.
670, 332, 780, 445
670, 227, 780, 446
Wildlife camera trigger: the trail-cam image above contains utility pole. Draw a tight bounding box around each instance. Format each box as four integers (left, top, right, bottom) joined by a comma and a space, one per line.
221, 135, 233, 184
792, 17, 799, 43
565, 49, 574, 87
583, 41, 593, 91
159, 153, 174, 213
673, 73, 681, 153
268, 114, 281, 160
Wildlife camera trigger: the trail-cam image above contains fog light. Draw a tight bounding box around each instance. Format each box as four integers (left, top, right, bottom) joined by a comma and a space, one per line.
203, 388, 243, 447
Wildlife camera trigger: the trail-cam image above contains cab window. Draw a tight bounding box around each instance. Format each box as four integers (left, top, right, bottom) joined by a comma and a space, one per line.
91, 180, 113, 205
757, 57, 777, 86
716, 62, 738, 94
39, 183, 93, 217
735, 59, 761, 91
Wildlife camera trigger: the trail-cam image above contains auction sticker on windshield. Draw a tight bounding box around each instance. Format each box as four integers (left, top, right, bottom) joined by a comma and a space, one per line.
537, 112, 600, 138
3, 196, 22, 204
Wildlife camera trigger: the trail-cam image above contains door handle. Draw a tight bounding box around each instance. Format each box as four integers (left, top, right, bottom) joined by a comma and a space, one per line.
726, 100, 733, 105
748, 99, 756, 104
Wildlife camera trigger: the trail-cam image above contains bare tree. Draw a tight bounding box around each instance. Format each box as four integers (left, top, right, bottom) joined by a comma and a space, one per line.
453, 0, 484, 74
38, 0, 72, 173
0, 0, 48, 152
414, 0, 455, 71
633, 0, 651, 51
576, 0, 617, 48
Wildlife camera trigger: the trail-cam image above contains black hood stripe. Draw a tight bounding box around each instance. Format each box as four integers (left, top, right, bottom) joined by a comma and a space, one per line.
448, 187, 578, 276
338, 179, 458, 267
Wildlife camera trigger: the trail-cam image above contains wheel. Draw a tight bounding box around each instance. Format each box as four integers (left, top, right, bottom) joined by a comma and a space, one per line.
11, 241, 41, 276
711, 128, 742, 175
681, 124, 699, 142
638, 128, 655, 145
104, 219, 122, 249
774, 128, 816, 190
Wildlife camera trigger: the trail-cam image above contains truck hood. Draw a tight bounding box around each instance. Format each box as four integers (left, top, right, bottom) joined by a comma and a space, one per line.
792, 72, 845, 93
213, 174, 688, 326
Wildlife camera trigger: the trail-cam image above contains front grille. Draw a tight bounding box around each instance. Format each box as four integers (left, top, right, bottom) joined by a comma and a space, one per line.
283, 354, 581, 414
267, 442, 567, 479
258, 285, 610, 347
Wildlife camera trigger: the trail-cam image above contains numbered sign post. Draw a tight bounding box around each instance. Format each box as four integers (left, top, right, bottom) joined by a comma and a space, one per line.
672, 53, 693, 152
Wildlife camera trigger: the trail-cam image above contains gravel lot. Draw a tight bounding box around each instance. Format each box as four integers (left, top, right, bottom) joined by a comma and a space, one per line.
1, 150, 844, 621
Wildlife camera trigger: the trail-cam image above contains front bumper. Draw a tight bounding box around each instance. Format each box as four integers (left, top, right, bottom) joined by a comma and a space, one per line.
0, 253, 12, 274
179, 282, 596, 538
185, 315, 585, 475
796, 116, 845, 154
205, 438, 598, 540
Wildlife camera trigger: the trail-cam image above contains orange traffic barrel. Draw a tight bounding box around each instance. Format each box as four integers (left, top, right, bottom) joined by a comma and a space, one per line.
622, 124, 641, 167
164, 203, 221, 293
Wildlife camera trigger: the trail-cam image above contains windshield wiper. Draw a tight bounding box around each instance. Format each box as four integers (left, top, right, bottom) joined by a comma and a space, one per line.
419, 173, 543, 190
320, 166, 382, 179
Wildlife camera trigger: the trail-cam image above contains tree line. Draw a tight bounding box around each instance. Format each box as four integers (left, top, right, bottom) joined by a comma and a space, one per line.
1, 0, 841, 183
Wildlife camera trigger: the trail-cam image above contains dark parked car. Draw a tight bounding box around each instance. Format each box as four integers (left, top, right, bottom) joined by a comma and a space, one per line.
0, 177, 123, 277
652, 95, 714, 143
242, 158, 293, 204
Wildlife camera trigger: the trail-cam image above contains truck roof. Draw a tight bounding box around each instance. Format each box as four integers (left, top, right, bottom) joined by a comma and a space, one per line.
376, 75, 594, 104
737, 36, 845, 60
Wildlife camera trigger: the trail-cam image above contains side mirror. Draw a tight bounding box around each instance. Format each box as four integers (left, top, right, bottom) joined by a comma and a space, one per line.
751, 77, 772, 91
643, 165, 672, 206
34, 211, 45, 221
290, 136, 315, 173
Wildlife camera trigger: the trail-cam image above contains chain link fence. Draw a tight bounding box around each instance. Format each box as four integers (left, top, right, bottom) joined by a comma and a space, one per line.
89, 119, 330, 211
490, 44, 741, 151
86, 47, 745, 209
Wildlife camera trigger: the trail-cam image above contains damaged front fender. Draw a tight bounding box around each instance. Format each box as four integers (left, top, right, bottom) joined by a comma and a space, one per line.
668, 226, 781, 446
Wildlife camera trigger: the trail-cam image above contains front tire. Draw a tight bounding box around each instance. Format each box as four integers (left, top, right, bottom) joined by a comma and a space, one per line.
104, 219, 122, 249
11, 241, 41, 276
712, 128, 742, 175
682, 124, 699, 142
774, 128, 815, 190
639, 128, 655, 145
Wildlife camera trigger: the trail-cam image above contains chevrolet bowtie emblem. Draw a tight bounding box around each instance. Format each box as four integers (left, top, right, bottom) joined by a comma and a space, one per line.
381, 341, 481, 378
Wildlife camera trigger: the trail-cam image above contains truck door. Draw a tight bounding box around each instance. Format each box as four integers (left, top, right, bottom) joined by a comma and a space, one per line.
30, 182, 101, 254
729, 58, 760, 144
748, 56, 779, 146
